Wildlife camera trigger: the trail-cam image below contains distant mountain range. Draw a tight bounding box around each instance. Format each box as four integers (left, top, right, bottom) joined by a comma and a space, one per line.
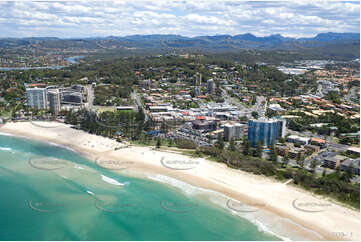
0, 32, 359, 59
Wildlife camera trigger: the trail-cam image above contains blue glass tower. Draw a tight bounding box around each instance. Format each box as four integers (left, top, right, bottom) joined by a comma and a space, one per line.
248, 118, 285, 147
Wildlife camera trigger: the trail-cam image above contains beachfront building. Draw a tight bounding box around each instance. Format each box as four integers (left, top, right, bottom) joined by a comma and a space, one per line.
26, 88, 48, 109
207, 79, 215, 94
248, 118, 286, 147
224, 123, 243, 141
48, 89, 61, 114
192, 118, 218, 131
194, 86, 201, 97
286, 135, 310, 145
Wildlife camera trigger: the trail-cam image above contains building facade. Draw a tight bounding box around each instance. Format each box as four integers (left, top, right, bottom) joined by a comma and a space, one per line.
207, 79, 214, 94
48, 89, 61, 114
26, 88, 48, 109
248, 118, 285, 147
224, 123, 243, 141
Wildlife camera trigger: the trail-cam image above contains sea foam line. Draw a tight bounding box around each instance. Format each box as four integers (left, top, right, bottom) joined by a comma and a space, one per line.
101, 174, 125, 186
0, 132, 14, 136
87, 190, 96, 196
48, 142, 76, 152
0, 147, 12, 151
146, 173, 308, 241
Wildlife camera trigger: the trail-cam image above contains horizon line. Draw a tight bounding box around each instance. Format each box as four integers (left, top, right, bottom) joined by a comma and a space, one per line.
0, 31, 360, 40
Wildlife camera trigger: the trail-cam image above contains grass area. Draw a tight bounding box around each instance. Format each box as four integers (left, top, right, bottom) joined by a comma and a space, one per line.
94, 106, 116, 113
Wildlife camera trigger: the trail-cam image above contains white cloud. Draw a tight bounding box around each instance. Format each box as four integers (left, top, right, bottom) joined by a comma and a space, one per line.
0, 0, 358, 38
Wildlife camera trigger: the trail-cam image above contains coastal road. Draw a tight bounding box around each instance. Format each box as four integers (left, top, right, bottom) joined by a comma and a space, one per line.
344, 86, 358, 104
251, 96, 266, 118
86, 85, 94, 111
131, 90, 149, 121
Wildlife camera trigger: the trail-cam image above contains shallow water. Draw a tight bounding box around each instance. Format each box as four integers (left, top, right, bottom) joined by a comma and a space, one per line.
0, 134, 280, 241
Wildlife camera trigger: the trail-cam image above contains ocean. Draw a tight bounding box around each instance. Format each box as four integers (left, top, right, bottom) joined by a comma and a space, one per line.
0, 134, 280, 241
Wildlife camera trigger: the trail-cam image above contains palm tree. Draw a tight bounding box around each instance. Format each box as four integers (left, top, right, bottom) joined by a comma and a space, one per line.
282, 155, 289, 168
310, 159, 317, 173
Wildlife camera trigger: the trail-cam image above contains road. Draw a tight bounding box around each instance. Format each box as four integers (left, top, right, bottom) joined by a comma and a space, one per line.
251, 96, 266, 118
85, 85, 94, 111
221, 87, 266, 118
131, 90, 149, 121
344, 86, 358, 104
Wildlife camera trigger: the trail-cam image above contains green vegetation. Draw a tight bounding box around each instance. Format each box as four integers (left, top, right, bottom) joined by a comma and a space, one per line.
325, 91, 341, 104
192, 141, 360, 209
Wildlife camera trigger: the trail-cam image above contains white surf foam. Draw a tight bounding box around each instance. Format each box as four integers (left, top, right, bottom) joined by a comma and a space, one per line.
0, 147, 12, 151
101, 174, 124, 186
74, 165, 85, 170
146, 173, 322, 241
87, 190, 95, 196
48, 142, 76, 152
0, 132, 14, 136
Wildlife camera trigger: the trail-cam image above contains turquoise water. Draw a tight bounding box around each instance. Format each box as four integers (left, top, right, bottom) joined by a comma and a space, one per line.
0, 134, 280, 241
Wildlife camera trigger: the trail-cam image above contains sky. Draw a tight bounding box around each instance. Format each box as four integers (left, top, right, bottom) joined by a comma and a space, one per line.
0, 0, 359, 38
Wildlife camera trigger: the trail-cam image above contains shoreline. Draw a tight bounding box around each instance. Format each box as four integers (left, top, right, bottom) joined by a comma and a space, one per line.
1, 121, 359, 241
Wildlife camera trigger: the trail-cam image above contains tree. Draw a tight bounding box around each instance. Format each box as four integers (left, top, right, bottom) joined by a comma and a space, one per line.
251, 111, 259, 119
255, 142, 262, 158
269, 142, 278, 164
297, 153, 304, 168
335, 166, 341, 178
168, 138, 174, 147
216, 134, 224, 150
345, 163, 354, 180
242, 139, 250, 156
322, 168, 326, 177
161, 122, 168, 134
282, 154, 289, 168
156, 137, 161, 148
229, 139, 236, 151
310, 159, 317, 173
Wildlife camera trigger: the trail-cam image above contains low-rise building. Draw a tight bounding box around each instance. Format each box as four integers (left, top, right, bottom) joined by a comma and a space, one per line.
347, 147, 360, 156
192, 119, 218, 131
310, 137, 326, 147
323, 155, 348, 169
276, 145, 289, 157
286, 135, 310, 145
304, 144, 320, 153
224, 123, 243, 141
340, 158, 360, 175
26, 88, 48, 109
48, 89, 61, 114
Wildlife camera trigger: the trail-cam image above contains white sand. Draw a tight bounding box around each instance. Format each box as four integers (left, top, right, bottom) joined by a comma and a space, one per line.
1, 121, 359, 241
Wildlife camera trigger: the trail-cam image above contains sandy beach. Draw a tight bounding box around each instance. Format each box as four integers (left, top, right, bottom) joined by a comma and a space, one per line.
1, 121, 359, 241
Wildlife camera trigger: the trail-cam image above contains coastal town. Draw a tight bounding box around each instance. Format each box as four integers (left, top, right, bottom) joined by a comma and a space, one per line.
1, 55, 359, 181
0, 1, 360, 241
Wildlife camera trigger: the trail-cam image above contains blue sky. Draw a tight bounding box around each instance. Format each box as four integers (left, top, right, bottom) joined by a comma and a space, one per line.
0, 0, 359, 38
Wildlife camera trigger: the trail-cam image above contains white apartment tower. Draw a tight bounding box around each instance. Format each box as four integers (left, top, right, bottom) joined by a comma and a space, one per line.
26, 88, 48, 109
48, 89, 61, 114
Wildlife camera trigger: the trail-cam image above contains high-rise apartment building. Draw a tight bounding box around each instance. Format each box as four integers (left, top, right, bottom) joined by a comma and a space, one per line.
248, 118, 286, 147
26, 88, 48, 109
48, 89, 61, 114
